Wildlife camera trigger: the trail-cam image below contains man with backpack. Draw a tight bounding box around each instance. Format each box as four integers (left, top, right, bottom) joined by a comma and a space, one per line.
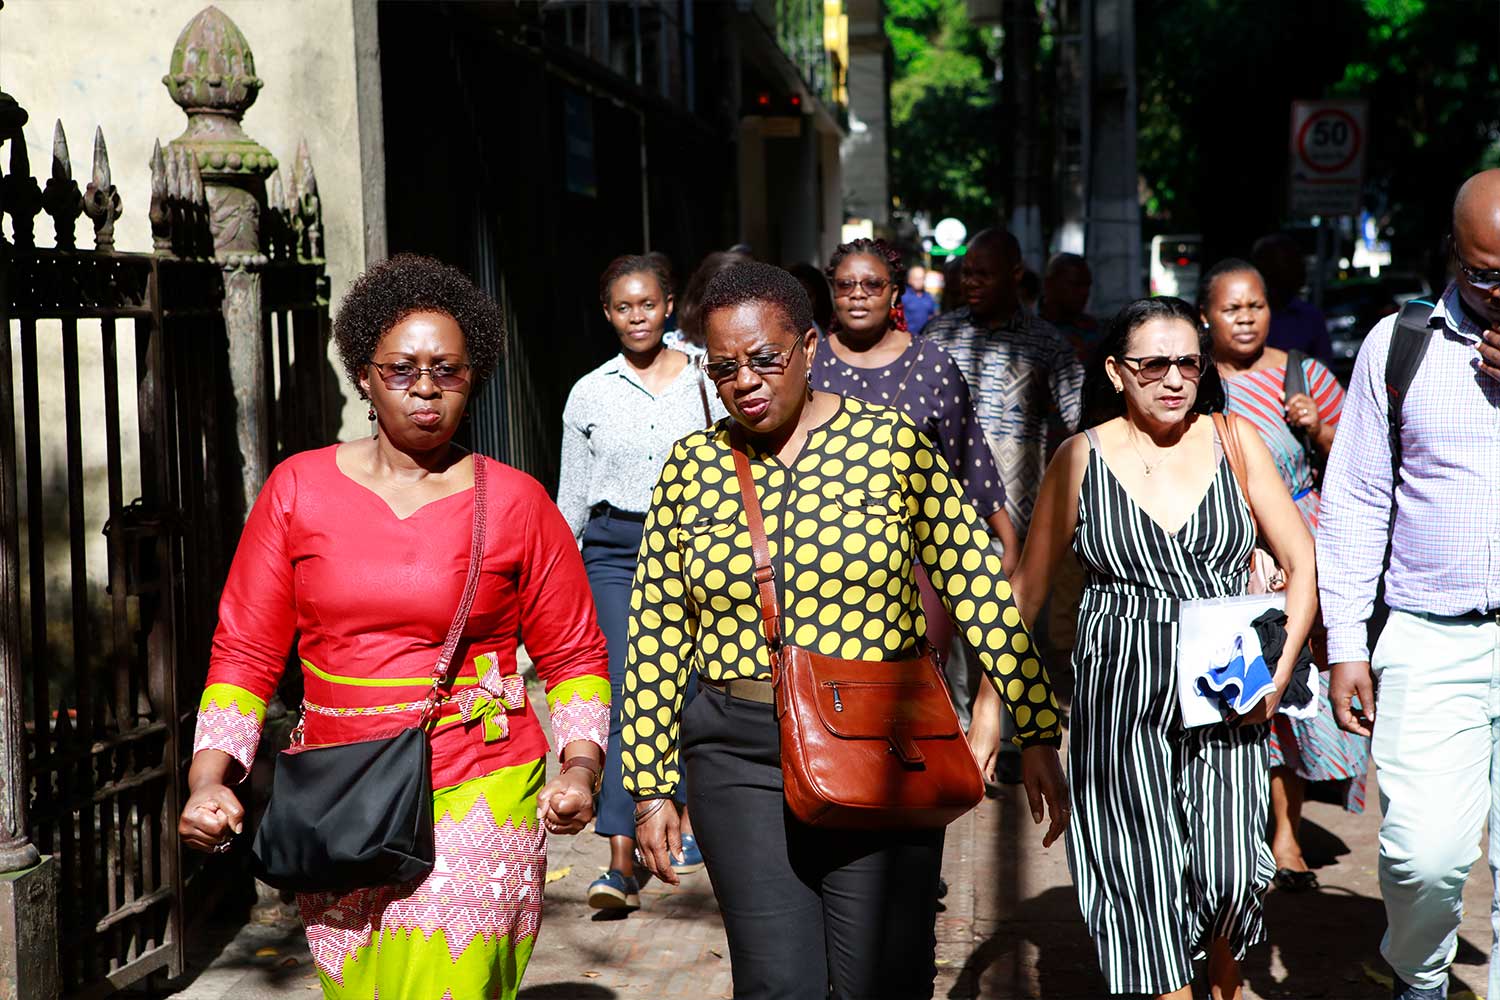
1319, 169, 1500, 1000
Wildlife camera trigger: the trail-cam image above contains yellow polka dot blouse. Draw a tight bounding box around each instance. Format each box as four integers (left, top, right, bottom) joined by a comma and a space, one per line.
620, 395, 1063, 799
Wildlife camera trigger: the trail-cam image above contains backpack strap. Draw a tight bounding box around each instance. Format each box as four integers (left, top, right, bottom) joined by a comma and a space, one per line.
1284, 349, 1309, 402
1385, 299, 1436, 492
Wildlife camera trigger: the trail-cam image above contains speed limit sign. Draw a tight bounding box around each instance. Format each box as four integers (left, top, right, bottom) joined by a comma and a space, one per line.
1289, 100, 1368, 217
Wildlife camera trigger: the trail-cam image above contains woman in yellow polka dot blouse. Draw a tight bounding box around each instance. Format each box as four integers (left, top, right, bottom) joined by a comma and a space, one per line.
624, 260, 1069, 1000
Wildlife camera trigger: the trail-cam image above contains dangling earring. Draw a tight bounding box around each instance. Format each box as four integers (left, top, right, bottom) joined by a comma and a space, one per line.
368, 403, 377, 439
805, 365, 814, 400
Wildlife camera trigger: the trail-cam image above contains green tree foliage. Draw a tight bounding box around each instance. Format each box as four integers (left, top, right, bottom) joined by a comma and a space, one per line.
1137, 0, 1500, 274
885, 0, 999, 229
1331, 1, 1500, 268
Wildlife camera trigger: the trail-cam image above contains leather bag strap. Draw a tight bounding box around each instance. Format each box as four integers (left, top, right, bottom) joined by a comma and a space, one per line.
729, 429, 783, 651
1213, 411, 1251, 507
1213, 411, 1263, 576
419, 454, 489, 725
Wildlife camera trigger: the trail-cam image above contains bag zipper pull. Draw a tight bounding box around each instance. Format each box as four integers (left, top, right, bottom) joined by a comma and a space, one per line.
829, 682, 844, 713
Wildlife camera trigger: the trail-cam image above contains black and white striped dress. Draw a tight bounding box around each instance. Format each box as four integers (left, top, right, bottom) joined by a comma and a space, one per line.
1067, 425, 1275, 995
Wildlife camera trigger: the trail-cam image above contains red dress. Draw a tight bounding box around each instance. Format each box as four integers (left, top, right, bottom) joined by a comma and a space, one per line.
192, 446, 609, 998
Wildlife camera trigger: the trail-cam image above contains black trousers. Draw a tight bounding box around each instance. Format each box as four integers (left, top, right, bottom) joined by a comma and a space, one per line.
683, 683, 945, 1000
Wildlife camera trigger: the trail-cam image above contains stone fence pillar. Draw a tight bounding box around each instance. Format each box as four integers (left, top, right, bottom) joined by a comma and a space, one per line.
163, 6, 277, 516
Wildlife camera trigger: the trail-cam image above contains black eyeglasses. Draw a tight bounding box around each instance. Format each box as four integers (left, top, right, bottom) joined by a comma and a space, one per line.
1120, 354, 1205, 383
1452, 242, 1500, 290
701, 342, 800, 383
369, 360, 472, 391
832, 277, 890, 297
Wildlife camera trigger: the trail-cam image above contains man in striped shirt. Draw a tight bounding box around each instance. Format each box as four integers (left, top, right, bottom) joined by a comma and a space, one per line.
925, 229, 1085, 539
1319, 170, 1500, 1000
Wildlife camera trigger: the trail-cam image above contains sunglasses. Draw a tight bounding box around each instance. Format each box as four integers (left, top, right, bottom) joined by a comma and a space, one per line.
701, 342, 799, 383
832, 277, 890, 297
369, 360, 472, 391
1453, 244, 1500, 291
1120, 354, 1205, 383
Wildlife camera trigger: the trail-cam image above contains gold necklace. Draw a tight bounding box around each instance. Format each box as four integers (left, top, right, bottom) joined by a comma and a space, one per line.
1126, 425, 1166, 476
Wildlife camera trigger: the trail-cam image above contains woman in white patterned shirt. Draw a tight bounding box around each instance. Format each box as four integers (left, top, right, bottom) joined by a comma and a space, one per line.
557, 254, 725, 913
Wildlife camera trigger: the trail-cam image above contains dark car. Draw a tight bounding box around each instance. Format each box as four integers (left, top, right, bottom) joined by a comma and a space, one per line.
1322, 272, 1433, 382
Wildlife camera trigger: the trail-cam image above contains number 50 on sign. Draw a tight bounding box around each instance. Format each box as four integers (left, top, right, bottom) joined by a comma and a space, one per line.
1289, 100, 1369, 218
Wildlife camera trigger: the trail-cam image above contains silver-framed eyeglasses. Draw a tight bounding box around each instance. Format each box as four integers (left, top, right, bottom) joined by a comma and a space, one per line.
701, 342, 800, 383
1452, 243, 1500, 291
369, 360, 472, 390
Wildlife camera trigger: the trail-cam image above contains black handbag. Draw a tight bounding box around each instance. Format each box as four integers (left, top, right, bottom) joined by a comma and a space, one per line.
250, 456, 488, 895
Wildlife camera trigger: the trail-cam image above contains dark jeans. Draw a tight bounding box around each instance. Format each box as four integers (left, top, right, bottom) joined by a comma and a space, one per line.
582, 509, 689, 840
683, 683, 944, 1000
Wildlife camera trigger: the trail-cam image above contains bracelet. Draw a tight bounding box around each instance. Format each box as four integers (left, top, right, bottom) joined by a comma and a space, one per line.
633, 799, 667, 825
559, 756, 603, 795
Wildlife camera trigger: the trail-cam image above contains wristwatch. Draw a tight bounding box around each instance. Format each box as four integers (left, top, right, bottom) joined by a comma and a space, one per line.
559, 756, 603, 794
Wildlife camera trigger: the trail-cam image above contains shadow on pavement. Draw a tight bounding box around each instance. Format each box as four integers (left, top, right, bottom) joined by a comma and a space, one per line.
517, 985, 617, 998
945, 885, 1107, 999
1246, 883, 1485, 999
1299, 817, 1352, 868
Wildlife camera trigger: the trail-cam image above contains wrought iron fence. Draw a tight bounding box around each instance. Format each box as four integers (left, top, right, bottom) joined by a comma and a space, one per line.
0, 6, 335, 994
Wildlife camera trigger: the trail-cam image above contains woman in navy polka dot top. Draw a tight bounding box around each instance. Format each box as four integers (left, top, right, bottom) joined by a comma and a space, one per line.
813, 240, 1020, 563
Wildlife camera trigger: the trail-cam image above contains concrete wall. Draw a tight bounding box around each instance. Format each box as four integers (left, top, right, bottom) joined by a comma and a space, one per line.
2, 0, 372, 435
840, 0, 890, 228
1, 1, 372, 619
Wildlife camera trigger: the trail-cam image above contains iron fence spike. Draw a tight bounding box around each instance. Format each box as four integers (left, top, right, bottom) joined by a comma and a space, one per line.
90, 125, 110, 191
50, 119, 70, 181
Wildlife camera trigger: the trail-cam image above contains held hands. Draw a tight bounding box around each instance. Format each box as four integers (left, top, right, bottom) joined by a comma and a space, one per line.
178, 782, 244, 854
634, 798, 682, 886
1329, 660, 1377, 737
536, 768, 595, 836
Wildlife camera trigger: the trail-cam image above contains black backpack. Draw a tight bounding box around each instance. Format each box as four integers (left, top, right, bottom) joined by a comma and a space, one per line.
1367, 297, 1437, 645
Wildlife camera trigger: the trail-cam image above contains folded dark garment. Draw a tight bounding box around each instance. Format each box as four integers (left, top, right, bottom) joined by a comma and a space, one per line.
1250, 608, 1316, 710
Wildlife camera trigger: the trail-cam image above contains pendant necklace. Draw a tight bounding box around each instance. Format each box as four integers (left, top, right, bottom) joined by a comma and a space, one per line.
1127, 425, 1165, 476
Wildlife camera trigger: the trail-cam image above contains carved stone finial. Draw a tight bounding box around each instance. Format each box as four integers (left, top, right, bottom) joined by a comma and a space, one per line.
82, 126, 122, 252
42, 120, 83, 250
3, 126, 42, 250
163, 6, 277, 188
163, 6, 263, 119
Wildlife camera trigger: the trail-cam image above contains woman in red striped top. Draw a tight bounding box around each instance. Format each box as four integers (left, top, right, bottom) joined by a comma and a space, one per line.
1201, 258, 1369, 893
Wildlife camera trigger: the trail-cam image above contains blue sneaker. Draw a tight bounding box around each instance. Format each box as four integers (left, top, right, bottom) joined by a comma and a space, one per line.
587, 869, 641, 911
671, 834, 705, 876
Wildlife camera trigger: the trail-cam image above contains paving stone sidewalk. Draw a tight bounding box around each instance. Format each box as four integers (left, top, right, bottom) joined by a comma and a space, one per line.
160, 674, 1493, 999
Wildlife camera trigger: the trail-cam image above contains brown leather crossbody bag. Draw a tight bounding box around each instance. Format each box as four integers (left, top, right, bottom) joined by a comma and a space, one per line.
729, 431, 984, 830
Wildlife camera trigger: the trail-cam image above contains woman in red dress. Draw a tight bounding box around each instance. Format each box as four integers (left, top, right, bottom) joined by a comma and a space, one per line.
177, 254, 610, 999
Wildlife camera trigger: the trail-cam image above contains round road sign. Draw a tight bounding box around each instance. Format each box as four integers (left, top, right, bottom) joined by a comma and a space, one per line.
933, 217, 968, 251
1296, 109, 1363, 175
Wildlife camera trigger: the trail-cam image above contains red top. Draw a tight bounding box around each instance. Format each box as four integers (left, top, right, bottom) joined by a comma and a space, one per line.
196, 446, 610, 792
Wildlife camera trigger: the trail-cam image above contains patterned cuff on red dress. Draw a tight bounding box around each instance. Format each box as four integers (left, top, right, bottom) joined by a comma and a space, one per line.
545, 676, 609, 756
193, 683, 266, 782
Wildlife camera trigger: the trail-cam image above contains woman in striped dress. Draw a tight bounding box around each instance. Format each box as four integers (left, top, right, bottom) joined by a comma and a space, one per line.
1200, 259, 1368, 893
1005, 296, 1318, 997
